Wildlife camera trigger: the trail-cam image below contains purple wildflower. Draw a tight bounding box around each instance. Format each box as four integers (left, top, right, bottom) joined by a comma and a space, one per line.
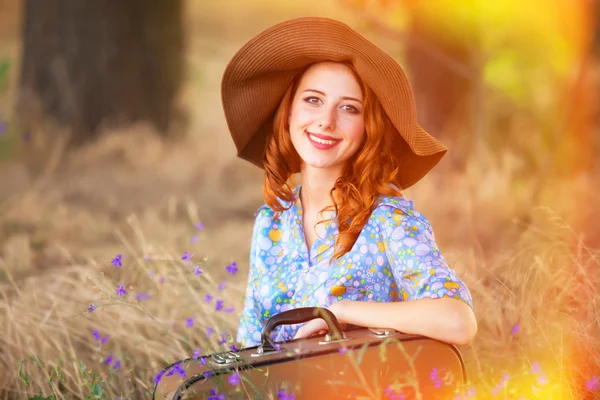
92, 329, 101, 341
116, 283, 126, 297
277, 388, 296, 400
205, 294, 213, 303
88, 304, 96, 312
195, 223, 204, 230
0, 122, 6, 135
192, 265, 203, 275
113, 360, 121, 370
218, 281, 226, 291
186, 317, 195, 328
136, 292, 150, 301
154, 370, 165, 385
225, 306, 235, 313
182, 252, 191, 261
101, 336, 110, 345
225, 262, 238, 275
192, 349, 201, 359
430, 368, 441, 388
230, 344, 239, 352
191, 235, 199, 243
586, 376, 600, 391
511, 323, 520, 335
218, 332, 229, 345
228, 372, 241, 386
159, 276, 166, 284
165, 363, 186, 378
204, 371, 213, 378
199, 357, 207, 365
338, 347, 347, 354
531, 361, 541, 373
215, 300, 224, 311
206, 327, 213, 337
105, 354, 114, 365
537, 373, 548, 385
111, 254, 122, 267
207, 388, 223, 400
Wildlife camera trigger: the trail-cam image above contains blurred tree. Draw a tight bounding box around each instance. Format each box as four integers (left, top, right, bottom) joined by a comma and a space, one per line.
16, 0, 184, 144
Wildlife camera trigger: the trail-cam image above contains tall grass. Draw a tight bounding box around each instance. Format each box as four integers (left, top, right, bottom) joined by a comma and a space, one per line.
1, 137, 598, 399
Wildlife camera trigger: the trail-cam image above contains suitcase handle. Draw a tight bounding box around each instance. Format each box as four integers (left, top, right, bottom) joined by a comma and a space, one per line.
260, 307, 344, 352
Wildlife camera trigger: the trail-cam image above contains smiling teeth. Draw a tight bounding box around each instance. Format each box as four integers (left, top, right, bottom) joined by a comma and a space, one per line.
309, 134, 336, 145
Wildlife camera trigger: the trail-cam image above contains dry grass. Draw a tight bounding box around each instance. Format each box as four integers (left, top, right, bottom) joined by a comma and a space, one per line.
0, 133, 599, 399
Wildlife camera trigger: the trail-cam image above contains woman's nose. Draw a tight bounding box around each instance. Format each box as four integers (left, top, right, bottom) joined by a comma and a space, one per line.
317, 107, 336, 131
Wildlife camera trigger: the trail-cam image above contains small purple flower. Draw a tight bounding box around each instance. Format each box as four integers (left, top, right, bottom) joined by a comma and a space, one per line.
191, 235, 199, 243
511, 323, 520, 335
205, 371, 213, 379
111, 254, 122, 267
192, 265, 203, 275
218, 281, 226, 291
182, 252, 191, 261
195, 223, 204, 231
225, 307, 235, 313
136, 292, 150, 301
186, 317, 195, 328
225, 262, 238, 275
537, 373, 548, 385
199, 357, 207, 365
105, 354, 114, 365
215, 300, 224, 311
430, 368, 441, 388
230, 344, 239, 352
206, 327, 213, 337
159, 276, 166, 284
228, 372, 241, 386
88, 304, 96, 312
531, 361, 541, 374
165, 363, 186, 378
277, 388, 296, 400
207, 388, 223, 400
92, 329, 101, 341
192, 349, 201, 359
218, 333, 228, 345
586, 376, 600, 391
154, 369, 165, 385
0, 122, 6, 135
338, 347, 347, 354
113, 360, 121, 370
101, 336, 109, 345
116, 283, 126, 297
205, 294, 213, 303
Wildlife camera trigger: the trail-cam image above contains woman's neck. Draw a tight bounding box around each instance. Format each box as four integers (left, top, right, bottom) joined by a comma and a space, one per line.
299, 164, 341, 214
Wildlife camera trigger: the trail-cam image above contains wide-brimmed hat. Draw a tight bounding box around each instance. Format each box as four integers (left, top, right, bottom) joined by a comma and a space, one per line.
221, 16, 447, 190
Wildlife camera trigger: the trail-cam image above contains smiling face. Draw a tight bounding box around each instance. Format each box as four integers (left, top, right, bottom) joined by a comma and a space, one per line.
288, 62, 366, 174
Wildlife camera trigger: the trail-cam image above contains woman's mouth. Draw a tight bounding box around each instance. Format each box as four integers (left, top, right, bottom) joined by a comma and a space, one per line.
305, 131, 341, 150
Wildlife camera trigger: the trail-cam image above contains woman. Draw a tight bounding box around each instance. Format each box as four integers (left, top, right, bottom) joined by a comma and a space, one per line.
221, 17, 477, 349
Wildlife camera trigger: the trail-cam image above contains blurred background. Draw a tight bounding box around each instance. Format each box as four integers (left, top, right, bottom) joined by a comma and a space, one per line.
0, 0, 599, 399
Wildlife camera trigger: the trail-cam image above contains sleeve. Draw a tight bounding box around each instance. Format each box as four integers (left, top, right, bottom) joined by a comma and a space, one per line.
379, 206, 474, 310
236, 207, 269, 348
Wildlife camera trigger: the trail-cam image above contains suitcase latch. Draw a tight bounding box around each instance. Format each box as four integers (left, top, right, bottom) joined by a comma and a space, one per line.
210, 351, 241, 366
368, 328, 397, 337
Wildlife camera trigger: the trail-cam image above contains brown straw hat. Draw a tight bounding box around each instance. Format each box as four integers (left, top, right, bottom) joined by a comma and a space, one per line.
221, 16, 447, 190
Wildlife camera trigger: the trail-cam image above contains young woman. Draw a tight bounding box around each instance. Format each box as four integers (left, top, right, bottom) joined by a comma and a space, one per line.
221, 17, 477, 349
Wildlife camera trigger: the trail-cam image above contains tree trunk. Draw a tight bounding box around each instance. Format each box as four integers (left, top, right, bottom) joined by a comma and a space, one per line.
16, 0, 184, 144
403, 15, 477, 171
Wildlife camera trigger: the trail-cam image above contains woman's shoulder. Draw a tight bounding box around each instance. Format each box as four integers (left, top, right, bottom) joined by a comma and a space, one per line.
371, 193, 431, 227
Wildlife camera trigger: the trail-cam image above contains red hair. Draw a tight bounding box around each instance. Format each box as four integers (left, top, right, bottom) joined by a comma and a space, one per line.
263, 61, 405, 261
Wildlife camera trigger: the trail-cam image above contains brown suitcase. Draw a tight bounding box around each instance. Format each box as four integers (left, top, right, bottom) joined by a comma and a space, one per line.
153, 307, 467, 400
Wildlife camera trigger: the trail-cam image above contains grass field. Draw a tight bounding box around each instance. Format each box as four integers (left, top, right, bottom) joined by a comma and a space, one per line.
1, 1, 599, 399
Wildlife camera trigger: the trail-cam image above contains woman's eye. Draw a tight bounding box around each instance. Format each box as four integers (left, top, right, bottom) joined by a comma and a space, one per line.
342, 105, 359, 113
304, 96, 321, 104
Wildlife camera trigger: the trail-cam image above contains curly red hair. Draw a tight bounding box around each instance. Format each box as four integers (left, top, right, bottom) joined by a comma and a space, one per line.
263, 61, 405, 261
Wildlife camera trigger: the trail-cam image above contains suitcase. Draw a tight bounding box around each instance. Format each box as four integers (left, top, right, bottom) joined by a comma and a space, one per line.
152, 307, 467, 400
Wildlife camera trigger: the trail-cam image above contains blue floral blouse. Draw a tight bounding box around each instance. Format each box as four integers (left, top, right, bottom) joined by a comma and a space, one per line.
236, 186, 473, 347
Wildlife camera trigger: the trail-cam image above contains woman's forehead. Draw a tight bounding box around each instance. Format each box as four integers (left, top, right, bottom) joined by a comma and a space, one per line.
297, 62, 363, 98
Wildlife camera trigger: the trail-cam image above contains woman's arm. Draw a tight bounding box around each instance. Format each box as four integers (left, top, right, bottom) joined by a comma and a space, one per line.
298, 297, 478, 346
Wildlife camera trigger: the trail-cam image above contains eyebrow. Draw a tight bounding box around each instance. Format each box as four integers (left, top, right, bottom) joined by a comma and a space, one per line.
302, 89, 363, 104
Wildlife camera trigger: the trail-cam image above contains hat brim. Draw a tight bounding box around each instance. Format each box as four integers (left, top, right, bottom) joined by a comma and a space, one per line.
221, 17, 447, 190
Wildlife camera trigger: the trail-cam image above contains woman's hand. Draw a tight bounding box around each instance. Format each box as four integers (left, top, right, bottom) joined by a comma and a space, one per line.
293, 301, 347, 339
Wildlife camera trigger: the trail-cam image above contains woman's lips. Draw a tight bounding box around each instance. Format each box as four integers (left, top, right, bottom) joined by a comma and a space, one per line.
305, 130, 341, 150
